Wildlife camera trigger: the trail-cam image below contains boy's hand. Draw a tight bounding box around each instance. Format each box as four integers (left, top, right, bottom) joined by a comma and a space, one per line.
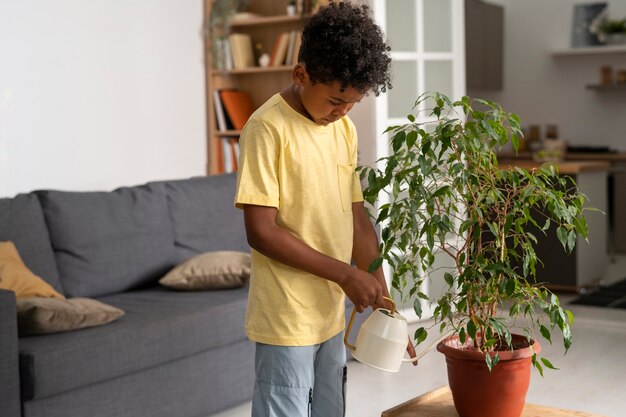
371, 297, 394, 313
339, 268, 385, 313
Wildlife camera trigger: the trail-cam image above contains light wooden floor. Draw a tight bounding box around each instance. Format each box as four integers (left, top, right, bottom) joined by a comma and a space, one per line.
212, 256, 626, 417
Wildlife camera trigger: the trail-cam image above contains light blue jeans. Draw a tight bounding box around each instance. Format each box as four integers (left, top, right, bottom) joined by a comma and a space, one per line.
251, 331, 347, 417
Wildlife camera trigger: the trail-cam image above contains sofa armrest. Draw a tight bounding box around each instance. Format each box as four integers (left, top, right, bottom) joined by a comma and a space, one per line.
0, 290, 21, 417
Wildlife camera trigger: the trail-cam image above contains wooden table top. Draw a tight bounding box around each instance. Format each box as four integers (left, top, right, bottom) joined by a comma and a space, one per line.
381, 386, 610, 417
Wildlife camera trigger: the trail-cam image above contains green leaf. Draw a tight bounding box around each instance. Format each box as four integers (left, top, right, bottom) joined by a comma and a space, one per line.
540, 324, 552, 344
406, 130, 418, 148
485, 353, 499, 372
540, 357, 559, 370
467, 320, 477, 339
439, 323, 447, 335
505, 277, 516, 297
414, 327, 428, 344
392, 131, 406, 152
532, 353, 544, 377
413, 298, 423, 318
556, 226, 568, 250
368, 257, 383, 273
417, 291, 430, 301
567, 230, 577, 253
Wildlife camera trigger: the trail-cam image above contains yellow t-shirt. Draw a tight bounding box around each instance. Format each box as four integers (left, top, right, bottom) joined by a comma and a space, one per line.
235, 93, 363, 346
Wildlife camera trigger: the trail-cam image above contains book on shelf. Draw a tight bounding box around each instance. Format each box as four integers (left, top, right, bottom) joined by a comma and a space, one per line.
270, 31, 302, 67
223, 39, 234, 70
270, 32, 290, 66
213, 90, 234, 132
220, 90, 255, 130
216, 136, 225, 174
291, 31, 302, 65
212, 38, 233, 70
296, 0, 304, 14
229, 138, 239, 172
228, 33, 255, 69
285, 31, 298, 66
220, 137, 240, 174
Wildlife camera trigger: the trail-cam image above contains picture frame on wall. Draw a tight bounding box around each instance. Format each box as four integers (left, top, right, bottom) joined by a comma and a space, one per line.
571, 2, 608, 47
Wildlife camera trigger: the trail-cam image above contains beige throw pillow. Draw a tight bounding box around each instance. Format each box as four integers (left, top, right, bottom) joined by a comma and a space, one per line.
17, 297, 125, 336
0, 241, 65, 299
159, 251, 251, 290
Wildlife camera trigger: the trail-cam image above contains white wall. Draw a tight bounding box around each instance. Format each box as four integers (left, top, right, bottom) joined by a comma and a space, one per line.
0, 0, 207, 197
468, 0, 626, 150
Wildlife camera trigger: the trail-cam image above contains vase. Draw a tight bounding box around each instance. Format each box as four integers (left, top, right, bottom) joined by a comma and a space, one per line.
437, 334, 541, 417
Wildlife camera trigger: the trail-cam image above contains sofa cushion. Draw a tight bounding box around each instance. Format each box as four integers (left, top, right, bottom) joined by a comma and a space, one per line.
17, 297, 124, 335
18, 286, 248, 401
0, 241, 65, 299
0, 194, 63, 293
36, 183, 177, 298
159, 251, 251, 290
155, 175, 249, 264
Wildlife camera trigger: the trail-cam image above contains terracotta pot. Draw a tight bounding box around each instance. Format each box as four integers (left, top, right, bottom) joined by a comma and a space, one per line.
437, 334, 541, 417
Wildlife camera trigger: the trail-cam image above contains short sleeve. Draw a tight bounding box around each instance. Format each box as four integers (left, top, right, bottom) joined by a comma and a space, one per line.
347, 118, 364, 203
235, 118, 281, 210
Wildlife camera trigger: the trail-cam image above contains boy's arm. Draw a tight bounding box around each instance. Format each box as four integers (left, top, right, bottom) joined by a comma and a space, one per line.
243, 204, 384, 313
351, 201, 390, 302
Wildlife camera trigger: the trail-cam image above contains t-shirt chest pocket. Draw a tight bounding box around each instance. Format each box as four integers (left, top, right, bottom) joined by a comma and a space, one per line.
337, 164, 354, 212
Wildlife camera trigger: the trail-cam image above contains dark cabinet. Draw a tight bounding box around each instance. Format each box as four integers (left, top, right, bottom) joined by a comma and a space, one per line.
465, 0, 504, 90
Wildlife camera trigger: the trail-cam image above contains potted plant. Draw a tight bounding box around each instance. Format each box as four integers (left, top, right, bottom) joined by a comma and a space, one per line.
359, 93, 591, 417
600, 17, 626, 44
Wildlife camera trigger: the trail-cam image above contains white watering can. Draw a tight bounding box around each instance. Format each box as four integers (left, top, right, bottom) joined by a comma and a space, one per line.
344, 297, 451, 372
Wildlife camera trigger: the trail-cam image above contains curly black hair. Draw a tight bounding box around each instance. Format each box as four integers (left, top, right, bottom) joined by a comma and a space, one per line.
298, 1, 392, 95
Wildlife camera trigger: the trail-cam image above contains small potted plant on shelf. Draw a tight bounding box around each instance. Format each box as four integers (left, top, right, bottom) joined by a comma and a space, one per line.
359, 93, 592, 417
204, 0, 250, 70
600, 17, 626, 44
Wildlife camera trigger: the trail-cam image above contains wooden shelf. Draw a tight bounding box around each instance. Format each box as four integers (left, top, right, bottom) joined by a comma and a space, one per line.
586, 84, 626, 91
204, 1, 307, 175
230, 14, 310, 27
551, 44, 626, 56
212, 65, 294, 76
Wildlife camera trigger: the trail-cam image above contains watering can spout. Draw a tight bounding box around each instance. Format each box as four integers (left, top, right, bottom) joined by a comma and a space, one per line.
344, 297, 451, 372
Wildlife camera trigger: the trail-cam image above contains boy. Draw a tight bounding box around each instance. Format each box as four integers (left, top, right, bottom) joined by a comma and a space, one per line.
235, 2, 416, 416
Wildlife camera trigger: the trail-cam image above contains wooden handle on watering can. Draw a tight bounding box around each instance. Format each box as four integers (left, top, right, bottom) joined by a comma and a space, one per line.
344, 296, 396, 351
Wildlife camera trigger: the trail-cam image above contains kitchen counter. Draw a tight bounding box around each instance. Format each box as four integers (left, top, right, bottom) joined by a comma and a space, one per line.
498, 151, 626, 162
498, 159, 611, 175
499, 151, 626, 256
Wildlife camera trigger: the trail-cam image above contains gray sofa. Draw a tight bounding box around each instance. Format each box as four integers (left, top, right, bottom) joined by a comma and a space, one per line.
0, 174, 366, 417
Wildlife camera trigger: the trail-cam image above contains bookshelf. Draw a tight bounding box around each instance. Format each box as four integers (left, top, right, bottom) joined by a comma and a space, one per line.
203, 1, 311, 175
